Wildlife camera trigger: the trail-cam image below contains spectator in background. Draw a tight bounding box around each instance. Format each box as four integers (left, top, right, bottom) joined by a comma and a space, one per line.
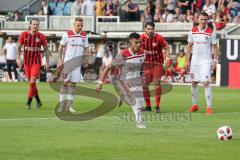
126, 0, 139, 21
162, 9, 174, 22
13, 11, 24, 21
164, 0, 176, 13
104, 0, 114, 16
38, 8, 44, 15
153, 7, 164, 22
175, 49, 187, 82
203, 0, 216, 17
210, 13, 227, 30
147, 0, 156, 16
140, 9, 153, 23
192, 11, 199, 24
163, 58, 174, 82
228, 0, 240, 18
95, 0, 105, 16
3, 36, 18, 82
41, 0, 53, 16
96, 33, 107, 75
232, 13, 240, 22
55, 0, 68, 2
186, 9, 194, 22
173, 7, 184, 22
71, 0, 82, 16
82, 0, 96, 16
112, 0, 119, 16
177, 0, 193, 14
194, 0, 204, 12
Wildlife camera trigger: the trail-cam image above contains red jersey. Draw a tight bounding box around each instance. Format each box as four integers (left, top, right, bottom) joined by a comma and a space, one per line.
140, 33, 166, 64
18, 31, 48, 65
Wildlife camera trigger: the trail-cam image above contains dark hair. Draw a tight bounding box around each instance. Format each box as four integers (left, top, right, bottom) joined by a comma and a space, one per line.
200, 11, 209, 18
144, 21, 155, 29
30, 18, 39, 24
128, 32, 140, 40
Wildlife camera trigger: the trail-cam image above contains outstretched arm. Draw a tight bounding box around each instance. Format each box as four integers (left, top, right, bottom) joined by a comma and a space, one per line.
96, 64, 112, 92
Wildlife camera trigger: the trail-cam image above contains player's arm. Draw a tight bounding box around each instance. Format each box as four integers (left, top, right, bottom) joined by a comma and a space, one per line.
83, 47, 90, 68
212, 43, 218, 69
2, 46, 7, 61
164, 41, 170, 61
16, 32, 25, 68
58, 44, 65, 67
186, 42, 193, 69
212, 44, 218, 61
96, 64, 112, 92
16, 44, 22, 68
186, 30, 193, 69
43, 45, 50, 71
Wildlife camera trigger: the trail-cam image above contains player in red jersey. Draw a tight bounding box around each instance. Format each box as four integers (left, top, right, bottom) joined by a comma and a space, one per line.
96, 32, 146, 128
17, 18, 50, 109
140, 22, 169, 113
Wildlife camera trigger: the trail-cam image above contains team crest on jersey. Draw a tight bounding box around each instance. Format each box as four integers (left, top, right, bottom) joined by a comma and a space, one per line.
152, 42, 157, 47
82, 39, 85, 43
205, 36, 209, 40
35, 38, 40, 42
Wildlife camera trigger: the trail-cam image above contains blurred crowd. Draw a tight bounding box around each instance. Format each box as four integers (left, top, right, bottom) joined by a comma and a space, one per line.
10, 0, 240, 27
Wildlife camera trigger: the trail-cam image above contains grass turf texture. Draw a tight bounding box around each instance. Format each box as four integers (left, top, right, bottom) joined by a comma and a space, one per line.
0, 82, 240, 160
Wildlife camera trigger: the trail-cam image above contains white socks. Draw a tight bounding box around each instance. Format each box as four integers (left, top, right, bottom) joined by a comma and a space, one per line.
204, 84, 212, 108
132, 105, 143, 123
191, 85, 198, 105
191, 83, 212, 108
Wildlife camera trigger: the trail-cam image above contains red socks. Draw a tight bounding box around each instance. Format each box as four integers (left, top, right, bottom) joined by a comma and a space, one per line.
28, 82, 38, 98
143, 86, 151, 107
155, 86, 162, 108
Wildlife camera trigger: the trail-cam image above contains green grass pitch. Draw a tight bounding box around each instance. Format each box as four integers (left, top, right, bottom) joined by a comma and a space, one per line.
0, 82, 239, 160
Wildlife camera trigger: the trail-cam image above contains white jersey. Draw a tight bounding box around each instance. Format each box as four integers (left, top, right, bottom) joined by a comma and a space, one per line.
60, 30, 89, 62
3, 42, 18, 60
188, 26, 216, 66
111, 49, 145, 106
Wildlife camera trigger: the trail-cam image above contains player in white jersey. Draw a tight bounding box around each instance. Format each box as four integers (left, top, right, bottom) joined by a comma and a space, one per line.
57, 17, 89, 112
96, 32, 146, 128
186, 12, 218, 115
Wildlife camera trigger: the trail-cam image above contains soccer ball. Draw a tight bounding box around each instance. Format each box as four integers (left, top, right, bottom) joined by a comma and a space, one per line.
217, 126, 233, 140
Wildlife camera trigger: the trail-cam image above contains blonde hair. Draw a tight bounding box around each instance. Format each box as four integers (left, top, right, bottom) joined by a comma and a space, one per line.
75, 17, 83, 22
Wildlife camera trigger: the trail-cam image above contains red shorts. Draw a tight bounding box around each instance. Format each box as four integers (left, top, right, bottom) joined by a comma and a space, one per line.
24, 64, 41, 79
144, 64, 163, 84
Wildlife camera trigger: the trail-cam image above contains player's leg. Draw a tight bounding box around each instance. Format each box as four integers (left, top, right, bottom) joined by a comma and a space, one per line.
66, 81, 76, 112
142, 67, 152, 111
58, 81, 69, 112
65, 68, 81, 112
6, 60, 12, 81
189, 65, 200, 112
30, 64, 42, 108
153, 64, 163, 113
201, 64, 213, 114
133, 102, 146, 129
129, 86, 146, 128
24, 65, 32, 109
